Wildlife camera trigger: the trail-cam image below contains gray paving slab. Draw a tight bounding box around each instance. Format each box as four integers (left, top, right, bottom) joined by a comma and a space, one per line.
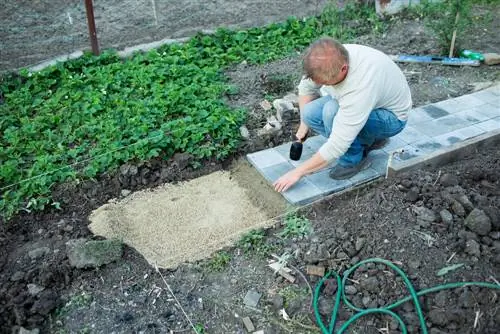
247, 85, 500, 206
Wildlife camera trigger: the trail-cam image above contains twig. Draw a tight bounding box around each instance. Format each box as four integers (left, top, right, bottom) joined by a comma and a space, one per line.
489, 276, 500, 286
473, 310, 480, 329
447, 252, 457, 263
287, 263, 314, 311
433, 170, 442, 186
151, 0, 158, 26
155, 263, 198, 333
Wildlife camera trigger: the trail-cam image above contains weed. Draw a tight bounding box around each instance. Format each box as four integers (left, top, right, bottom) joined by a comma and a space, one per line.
194, 323, 206, 334
206, 250, 231, 272
55, 292, 93, 318
278, 286, 309, 308
279, 212, 312, 239
238, 229, 274, 257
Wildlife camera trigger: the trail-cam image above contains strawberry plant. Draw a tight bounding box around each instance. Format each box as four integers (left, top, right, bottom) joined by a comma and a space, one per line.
0, 3, 383, 219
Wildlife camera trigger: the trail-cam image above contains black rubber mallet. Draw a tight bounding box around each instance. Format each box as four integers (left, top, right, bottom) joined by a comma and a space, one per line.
289, 136, 306, 161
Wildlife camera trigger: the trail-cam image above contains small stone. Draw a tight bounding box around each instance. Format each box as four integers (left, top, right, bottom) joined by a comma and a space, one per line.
259, 99, 272, 111
491, 231, 500, 240
433, 290, 449, 308
360, 277, 379, 292
458, 229, 479, 241
118, 311, 134, 322
344, 285, 357, 295
270, 294, 284, 311
464, 209, 492, 236
63, 225, 73, 232
428, 309, 449, 326
28, 247, 50, 260
465, 239, 481, 257
413, 206, 436, 222
406, 190, 419, 202
355, 238, 366, 252
451, 200, 465, 217
243, 290, 262, 308
273, 99, 295, 122
66, 238, 123, 269
408, 260, 421, 270
456, 194, 474, 212
401, 179, 413, 188
439, 209, 453, 225
27, 284, 45, 296
440, 173, 459, 187
18, 328, 40, 334
283, 93, 299, 106
239, 125, 250, 140
362, 296, 372, 307
11, 271, 25, 282
121, 189, 131, 197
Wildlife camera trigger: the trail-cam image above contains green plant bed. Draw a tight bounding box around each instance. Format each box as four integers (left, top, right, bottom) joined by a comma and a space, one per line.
0, 3, 383, 219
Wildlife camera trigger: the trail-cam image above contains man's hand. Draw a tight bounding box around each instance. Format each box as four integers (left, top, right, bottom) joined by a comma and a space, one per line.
295, 122, 309, 142
273, 169, 303, 193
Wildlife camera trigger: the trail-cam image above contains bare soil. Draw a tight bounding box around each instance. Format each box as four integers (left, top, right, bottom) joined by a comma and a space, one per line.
0, 2, 499, 334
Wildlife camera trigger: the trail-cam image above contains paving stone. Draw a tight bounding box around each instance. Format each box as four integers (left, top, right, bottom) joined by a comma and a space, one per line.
282, 178, 323, 205
434, 98, 468, 113
472, 89, 500, 104
274, 141, 314, 167
247, 149, 287, 170
304, 135, 327, 151
455, 108, 491, 123
366, 150, 389, 175
422, 105, 450, 119
395, 125, 432, 145
260, 161, 294, 183
349, 167, 379, 186
486, 84, 500, 95
475, 103, 500, 119
407, 107, 434, 124
448, 94, 485, 110
306, 168, 352, 194
475, 118, 500, 132
391, 144, 424, 163
381, 136, 407, 153
417, 115, 472, 137
433, 125, 485, 147
243, 290, 262, 308
411, 138, 443, 154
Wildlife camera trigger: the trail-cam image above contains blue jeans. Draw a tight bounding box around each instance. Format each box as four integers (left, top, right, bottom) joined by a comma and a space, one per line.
302, 95, 406, 167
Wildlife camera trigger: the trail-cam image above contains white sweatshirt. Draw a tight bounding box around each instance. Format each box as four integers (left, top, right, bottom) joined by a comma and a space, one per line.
297, 44, 412, 162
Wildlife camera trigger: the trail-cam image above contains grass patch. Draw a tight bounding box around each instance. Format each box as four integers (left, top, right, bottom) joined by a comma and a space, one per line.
0, 2, 384, 219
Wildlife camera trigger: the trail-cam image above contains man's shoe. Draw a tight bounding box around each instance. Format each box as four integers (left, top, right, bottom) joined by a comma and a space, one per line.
368, 138, 388, 151
329, 158, 370, 180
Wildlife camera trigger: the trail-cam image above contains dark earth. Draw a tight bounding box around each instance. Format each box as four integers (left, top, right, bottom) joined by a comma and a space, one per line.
1, 1, 500, 334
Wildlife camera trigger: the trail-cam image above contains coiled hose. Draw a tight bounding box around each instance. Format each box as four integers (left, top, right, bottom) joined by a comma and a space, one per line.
313, 258, 500, 334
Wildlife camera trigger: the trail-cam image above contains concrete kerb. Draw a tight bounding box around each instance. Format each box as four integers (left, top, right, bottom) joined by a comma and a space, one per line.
387, 128, 500, 176
25, 30, 217, 74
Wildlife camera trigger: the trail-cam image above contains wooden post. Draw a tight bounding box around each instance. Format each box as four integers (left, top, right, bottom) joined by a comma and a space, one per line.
84, 0, 100, 55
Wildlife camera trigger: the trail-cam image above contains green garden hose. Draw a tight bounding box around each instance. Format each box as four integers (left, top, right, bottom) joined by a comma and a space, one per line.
313, 258, 500, 334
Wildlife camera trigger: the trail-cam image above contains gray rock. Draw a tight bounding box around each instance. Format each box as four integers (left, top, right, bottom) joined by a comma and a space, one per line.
433, 290, 449, 308
439, 209, 453, 225
66, 238, 123, 269
273, 99, 295, 122
28, 247, 50, 260
484, 206, 500, 230
27, 284, 45, 296
172, 153, 191, 170
121, 189, 131, 197
440, 173, 459, 187
344, 285, 357, 295
355, 238, 366, 252
31, 289, 58, 315
318, 297, 334, 316
239, 125, 250, 140
406, 190, 419, 202
450, 200, 466, 217
458, 229, 479, 241
360, 277, 379, 293
11, 271, 25, 282
464, 209, 492, 236
456, 194, 474, 212
413, 206, 437, 222
490, 231, 500, 240
270, 294, 284, 311
408, 260, 421, 270
428, 309, 449, 326
465, 239, 481, 257
19, 328, 40, 334
283, 93, 299, 107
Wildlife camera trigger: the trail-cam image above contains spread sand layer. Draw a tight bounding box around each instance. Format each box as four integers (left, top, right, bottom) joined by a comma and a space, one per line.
89, 167, 285, 268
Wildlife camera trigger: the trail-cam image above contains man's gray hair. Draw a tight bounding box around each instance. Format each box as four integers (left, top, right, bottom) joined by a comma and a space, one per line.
303, 37, 349, 82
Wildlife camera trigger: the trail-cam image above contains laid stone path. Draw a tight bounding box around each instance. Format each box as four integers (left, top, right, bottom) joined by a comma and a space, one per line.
247, 84, 500, 205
